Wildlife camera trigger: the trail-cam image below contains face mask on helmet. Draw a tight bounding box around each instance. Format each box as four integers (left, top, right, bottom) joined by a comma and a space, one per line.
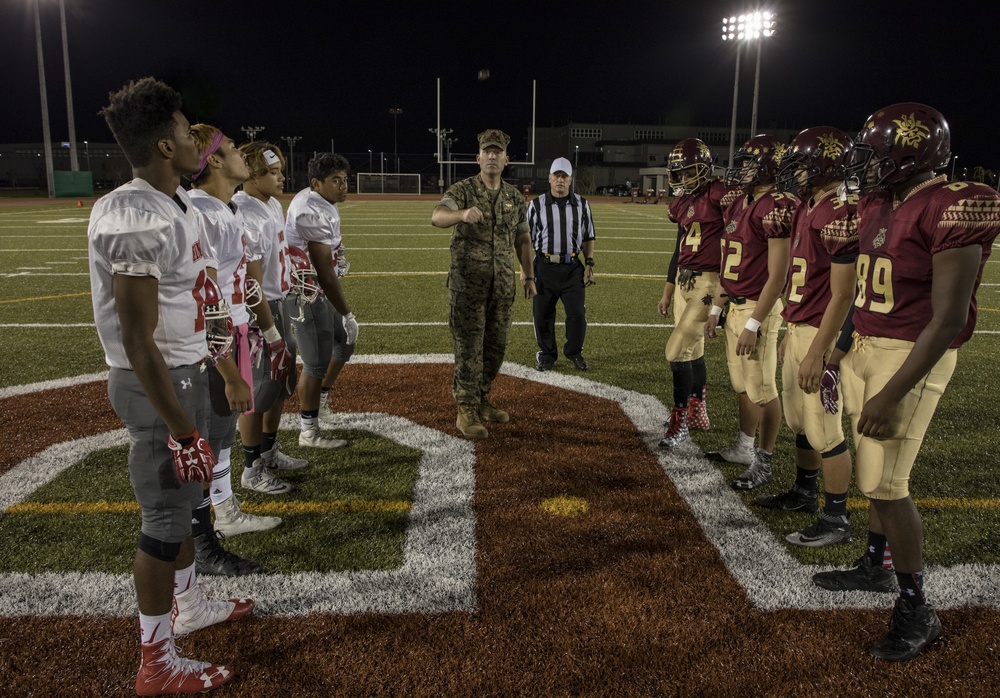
725, 135, 784, 190
202, 275, 234, 364
776, 127, 853, 199
244, 275, 263, 325
844, 103, 951, 195
668, 139, 713, 195
287, 245, 320, 305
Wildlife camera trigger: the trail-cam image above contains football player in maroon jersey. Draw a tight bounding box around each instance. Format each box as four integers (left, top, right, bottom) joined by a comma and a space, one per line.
813, 103, 1000, 662
657, 139, 739, 449
753, 127, 860, 549
704, 135, 796, 490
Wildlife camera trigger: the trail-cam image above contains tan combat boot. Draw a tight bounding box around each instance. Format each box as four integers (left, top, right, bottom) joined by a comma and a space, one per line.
480, 397, 509, 423
456, 405, 488, 439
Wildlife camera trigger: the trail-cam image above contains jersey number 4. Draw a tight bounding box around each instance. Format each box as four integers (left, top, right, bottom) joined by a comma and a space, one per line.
683, 221, 703, 252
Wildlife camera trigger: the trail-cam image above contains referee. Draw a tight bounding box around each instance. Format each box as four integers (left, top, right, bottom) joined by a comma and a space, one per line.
526, 157, 596, 371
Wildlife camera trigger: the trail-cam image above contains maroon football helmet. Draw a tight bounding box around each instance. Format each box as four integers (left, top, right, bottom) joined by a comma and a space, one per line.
668, 138, 714, 195
776, 126, 854, 199
202, 275, 234, 364
845, 102, 951, 194
725, 134, 786, 190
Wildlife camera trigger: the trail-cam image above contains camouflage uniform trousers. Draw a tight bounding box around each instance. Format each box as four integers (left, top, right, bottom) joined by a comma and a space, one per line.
449, 287, 515, 406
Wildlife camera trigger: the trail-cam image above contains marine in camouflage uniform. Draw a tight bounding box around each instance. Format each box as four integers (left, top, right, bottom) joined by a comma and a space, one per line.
432, 129, 534, 438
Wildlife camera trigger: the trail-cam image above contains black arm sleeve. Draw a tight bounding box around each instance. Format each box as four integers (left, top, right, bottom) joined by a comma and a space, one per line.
835, 304, 856, 354
666, 225, 682, 284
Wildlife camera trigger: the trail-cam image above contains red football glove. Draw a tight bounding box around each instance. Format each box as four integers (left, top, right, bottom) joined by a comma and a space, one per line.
167, 429, 215, 483
820, 364, 841, 415
269, 338, 293, 383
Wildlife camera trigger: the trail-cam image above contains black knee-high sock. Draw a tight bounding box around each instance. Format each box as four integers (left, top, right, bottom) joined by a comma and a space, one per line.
690, 356, 707, 400
192, 493, 213, 537
242, 444, 261, 469
670, 361, 694, 408
261, 431, 278, 457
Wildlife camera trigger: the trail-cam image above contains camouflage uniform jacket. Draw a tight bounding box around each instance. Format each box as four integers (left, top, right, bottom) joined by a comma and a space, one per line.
440, 175, 529, 303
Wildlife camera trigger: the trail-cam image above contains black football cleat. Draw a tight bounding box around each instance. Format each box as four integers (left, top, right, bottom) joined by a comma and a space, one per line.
195, 531, 262, 576
870, 598, 942, 662
753, 486, 819, 513
813, 555, 896, 593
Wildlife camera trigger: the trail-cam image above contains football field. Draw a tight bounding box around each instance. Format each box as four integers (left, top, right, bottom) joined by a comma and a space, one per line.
1, 195, 998, 695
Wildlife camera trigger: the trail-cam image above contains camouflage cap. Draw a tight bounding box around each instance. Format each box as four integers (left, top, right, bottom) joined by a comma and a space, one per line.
478, 129, 511, 151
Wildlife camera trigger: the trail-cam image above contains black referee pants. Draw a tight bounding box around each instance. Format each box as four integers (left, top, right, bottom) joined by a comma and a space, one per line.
533, 256, 587, 362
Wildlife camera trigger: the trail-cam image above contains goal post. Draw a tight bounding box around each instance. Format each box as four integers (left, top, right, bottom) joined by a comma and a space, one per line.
356, 172, 422, 195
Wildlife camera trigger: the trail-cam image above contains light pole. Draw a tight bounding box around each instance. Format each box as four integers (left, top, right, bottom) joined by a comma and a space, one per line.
951, 155, 958, 181
443, 134, 457, 188
428, 127, 453, 193
389, 108, 403, 173
574, 145, 579, 193
33, 0, 55, 197
722, 11, 776, 161
368, 149, 372, 172
281, 136, 301, 191
242, 126, 265, 142
58, 0, 79, 172
84, 140, 90, 171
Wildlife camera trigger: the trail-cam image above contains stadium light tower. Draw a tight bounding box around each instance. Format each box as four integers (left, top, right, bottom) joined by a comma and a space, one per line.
242, 125, 265, 142
58, 0, 79, 172
33, 0, 55, 197
281, 135, 301, 191
722, 10, 776, 166
389, 108, 403, 173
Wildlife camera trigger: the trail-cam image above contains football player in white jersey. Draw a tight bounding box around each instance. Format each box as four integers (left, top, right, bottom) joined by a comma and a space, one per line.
284, 152, 359, 449
89, 77, 250, 696
188, 124, 289, 570
233, 141, 309, 474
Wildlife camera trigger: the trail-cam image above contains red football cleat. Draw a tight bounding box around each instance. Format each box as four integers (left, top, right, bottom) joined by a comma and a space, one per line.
687, 395, 711, 431
135, 637, 233, 695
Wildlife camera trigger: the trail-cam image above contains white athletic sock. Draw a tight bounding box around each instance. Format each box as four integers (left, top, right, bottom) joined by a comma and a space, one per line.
737, 431, 755, 448
210, 447, 234, 506
300, 414, 318, 432
139, 611, 173, 645
173, 562, 196, 595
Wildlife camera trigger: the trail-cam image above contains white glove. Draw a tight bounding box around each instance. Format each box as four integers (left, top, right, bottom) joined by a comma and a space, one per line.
343, 312, 359, 345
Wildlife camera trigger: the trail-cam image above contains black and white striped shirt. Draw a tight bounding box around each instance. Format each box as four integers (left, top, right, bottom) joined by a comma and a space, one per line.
527, 193, 596, 257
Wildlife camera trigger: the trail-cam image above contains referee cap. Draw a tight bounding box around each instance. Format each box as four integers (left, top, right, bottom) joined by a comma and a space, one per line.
550, 157, 573, 176
478, 129, 511, 150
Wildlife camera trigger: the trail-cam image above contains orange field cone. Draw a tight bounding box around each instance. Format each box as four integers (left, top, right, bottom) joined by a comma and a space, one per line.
77, 201, 83, 207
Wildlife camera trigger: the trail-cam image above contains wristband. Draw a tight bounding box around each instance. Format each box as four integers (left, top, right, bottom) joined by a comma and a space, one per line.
262, 325, 282, 344
525, 277, 535, 282
585, 257, 595, 266
744, 317, 762, 333
709, 305, 723, 317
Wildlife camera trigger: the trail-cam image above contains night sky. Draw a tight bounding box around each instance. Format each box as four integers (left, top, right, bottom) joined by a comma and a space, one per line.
4, 0, 1000, 171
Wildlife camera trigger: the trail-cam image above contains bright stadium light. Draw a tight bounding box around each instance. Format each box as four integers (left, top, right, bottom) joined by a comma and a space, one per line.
722, 10, 777, 165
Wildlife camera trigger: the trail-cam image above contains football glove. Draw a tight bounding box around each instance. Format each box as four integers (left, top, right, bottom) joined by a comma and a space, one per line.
268, 337, 293, 383
343, 312, 359, 345
167, 429, 215, 483
820, 364, 841, 415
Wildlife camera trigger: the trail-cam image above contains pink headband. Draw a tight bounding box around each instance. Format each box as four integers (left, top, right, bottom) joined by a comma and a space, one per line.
191, 131, 225, 181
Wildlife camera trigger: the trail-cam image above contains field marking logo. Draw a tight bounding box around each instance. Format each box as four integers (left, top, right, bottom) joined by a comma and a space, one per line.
1, 355, 997, 615
0, 406, 477, 617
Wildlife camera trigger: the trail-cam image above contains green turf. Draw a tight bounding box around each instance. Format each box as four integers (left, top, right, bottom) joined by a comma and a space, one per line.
0, 432, 421, 574
2, 198, 998, 570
